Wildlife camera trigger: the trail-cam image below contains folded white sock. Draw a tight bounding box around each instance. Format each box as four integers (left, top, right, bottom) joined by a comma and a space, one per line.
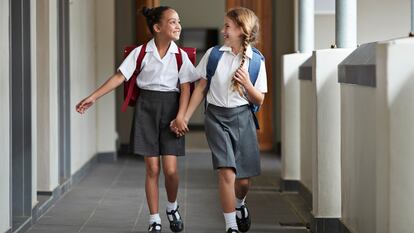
149, 213, 161, 225
223, 212, 238, 231
166, 200, 178, 212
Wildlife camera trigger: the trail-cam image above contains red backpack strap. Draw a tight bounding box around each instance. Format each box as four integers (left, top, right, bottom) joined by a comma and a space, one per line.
175, 48, 183, 71
121, 43, 147, 112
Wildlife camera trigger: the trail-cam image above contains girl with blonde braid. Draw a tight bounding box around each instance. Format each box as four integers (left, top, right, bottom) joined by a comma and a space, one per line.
171, 7, 267, 233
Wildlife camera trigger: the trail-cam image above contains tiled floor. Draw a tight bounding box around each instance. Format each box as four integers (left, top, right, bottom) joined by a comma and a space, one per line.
27, 149, 310, 233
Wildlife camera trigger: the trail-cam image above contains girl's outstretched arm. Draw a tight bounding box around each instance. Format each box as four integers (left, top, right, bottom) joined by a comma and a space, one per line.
76, 72, 125, 114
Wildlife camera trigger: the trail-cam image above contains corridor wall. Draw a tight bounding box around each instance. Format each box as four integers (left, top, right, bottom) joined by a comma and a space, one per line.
70, 0, 105, 173
0, 0, 10, 231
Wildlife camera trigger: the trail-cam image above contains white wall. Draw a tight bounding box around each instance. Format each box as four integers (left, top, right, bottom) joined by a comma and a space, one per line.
281, 53, 311, 181
341, 38, 414, 233
376, 38, 414, 233
31, 0, 38, 207
35, 0, 60, 192
312, 49, 353, 218
313, 0, 411, 50
70, 0, 98, 173
0, 0, 10, 231
96, 0, 117, 153
315, 14, 335, 49
160, 0, 225, 29
358, 0, 411, 43
341, 84, 377, 233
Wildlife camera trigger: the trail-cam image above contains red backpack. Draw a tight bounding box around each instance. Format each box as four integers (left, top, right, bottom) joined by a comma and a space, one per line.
121, 43, 196, 112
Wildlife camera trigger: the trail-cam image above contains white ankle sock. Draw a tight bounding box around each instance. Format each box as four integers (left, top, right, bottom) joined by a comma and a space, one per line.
166, 201, 180, 221
166, 200, 178, 212
235, 197, 246, 209
149, 213, 161, 225
235, 197, 248, 219
223, 212, 238, 230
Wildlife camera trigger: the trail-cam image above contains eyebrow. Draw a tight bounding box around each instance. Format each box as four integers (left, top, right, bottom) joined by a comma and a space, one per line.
167, 18, 179, 22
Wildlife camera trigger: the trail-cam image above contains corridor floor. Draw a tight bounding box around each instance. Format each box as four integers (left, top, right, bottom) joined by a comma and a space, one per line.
27, 150, 310, 233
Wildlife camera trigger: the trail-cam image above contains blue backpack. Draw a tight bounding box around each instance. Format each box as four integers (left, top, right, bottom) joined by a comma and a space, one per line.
204, 45, 264, 129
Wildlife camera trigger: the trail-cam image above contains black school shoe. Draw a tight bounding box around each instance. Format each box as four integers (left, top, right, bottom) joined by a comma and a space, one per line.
166, 206, 184, 232
226, 228, 240, 233
148, 222, 162, 233
236, 203, 251, 232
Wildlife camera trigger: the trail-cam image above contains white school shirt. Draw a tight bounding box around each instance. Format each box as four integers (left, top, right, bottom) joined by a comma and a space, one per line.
118, 38, 199, 92
196, 45, 267, 108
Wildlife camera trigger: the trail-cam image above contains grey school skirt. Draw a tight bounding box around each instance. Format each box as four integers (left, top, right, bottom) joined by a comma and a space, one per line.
204, 104, 261, 179
130, 89, 185, 157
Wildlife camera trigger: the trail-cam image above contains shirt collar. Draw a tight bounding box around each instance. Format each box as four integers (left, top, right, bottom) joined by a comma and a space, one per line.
219, 44, 253, 59
146, 38, 179, 54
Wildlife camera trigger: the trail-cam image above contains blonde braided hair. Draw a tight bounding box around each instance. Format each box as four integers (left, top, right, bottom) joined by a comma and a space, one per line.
226, 7, 259, 96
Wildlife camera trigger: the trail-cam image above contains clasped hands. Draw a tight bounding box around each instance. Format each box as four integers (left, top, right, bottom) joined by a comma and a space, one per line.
170, 117, 189, 137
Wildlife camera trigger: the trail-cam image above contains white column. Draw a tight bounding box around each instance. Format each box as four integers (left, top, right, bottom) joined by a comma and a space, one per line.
312, 48, 353, 218
281, 53, 312, 183
336, 0, 357, 48
96, 0, 117, 155
298, 0, 314, 52
0, 0, 11, 231
411, 0, 414, 34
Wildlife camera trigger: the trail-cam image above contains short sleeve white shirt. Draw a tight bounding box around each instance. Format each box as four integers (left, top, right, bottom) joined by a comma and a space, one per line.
118, 38, 199, 92
196, 45, 267, 108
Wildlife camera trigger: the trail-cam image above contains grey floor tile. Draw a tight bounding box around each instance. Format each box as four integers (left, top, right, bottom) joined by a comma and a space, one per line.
28, 147, 310, 233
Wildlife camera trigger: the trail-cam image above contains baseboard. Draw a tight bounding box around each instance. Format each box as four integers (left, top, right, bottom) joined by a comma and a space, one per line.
118, 143, 130, 155
280, 180, 352, 233
297, 181, 313, 208
310, 217, 352, 233
32, 187, 60, 223
72, 155, 98, 186
280, 179, 313, 208
12, 217, 32, 233
97, 151, 117, 162
279, 179, 300, 192
14, 154, 100, 233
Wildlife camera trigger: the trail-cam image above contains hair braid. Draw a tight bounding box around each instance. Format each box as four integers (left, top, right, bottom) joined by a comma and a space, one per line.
232, 36, 249, 96
227, 7, 259, 97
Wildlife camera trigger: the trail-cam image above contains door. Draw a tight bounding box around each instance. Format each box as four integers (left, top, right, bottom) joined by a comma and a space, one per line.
226, 0, 274, 151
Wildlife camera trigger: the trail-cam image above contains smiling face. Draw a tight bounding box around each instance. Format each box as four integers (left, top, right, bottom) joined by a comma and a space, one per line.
221, 16, 243, 47
154, 9, 181, 41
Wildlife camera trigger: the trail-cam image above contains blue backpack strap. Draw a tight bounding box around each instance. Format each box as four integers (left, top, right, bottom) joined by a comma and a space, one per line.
205, 45, 224, 93
248, 47, 265, 129
204, 45, 224, 110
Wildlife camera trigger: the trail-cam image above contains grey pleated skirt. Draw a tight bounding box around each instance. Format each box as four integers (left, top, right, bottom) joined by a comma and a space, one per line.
130, 89, 185, 157
204, 104, 261, 179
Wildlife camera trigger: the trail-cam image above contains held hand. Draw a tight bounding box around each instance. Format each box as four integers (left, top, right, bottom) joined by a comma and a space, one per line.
233, 68, 253, 89
169, 118, 188, 137
76, 96, 96, 114
175, 117, 189, 135
170, 119, 179, 135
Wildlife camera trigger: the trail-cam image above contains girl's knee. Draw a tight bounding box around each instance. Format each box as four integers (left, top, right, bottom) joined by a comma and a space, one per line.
163, 167, 178, 178
218, 168, 236, 183
147, 164, 161, 178
237, 178, 250, 187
